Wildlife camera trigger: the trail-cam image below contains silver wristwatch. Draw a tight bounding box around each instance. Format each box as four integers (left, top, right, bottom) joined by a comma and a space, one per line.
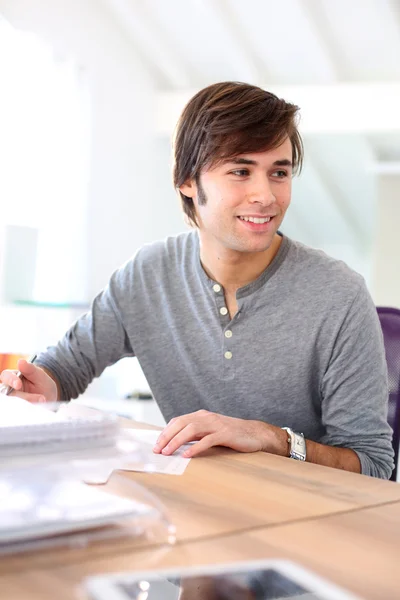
282, 427, 306, 461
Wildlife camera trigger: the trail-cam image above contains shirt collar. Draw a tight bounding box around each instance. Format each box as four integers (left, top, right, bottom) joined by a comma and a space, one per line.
193, 231, 290, 298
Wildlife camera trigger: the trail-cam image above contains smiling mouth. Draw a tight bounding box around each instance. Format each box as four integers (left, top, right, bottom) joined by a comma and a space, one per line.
238, 216, 273, 224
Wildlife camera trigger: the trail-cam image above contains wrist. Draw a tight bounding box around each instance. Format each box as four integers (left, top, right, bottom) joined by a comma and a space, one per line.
255, 421, 291, 456
39, 367, 60, 402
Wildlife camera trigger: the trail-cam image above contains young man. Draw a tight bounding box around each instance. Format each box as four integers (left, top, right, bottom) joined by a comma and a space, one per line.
1, 82, 394, 479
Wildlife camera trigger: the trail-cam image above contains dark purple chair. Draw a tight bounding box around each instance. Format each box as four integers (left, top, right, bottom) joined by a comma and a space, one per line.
376, 307, 400, 481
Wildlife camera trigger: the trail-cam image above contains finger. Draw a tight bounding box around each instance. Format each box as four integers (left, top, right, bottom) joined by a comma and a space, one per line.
17, 359, 41, 382
153, 417, 191, 453
0, 369, 21, 389
160, 423, 202, 456
154, 410, 212, 453
8, 390, 46, 403
183, 434, 219, 458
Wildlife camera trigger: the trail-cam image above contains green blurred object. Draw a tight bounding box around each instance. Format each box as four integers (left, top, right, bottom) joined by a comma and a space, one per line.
124, 391, 153, 401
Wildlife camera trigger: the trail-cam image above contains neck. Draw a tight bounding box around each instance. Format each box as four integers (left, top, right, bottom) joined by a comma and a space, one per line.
198, 233, 283, 293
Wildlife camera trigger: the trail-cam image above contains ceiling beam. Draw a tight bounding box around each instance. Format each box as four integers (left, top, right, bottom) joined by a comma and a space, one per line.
194, 0, 264, 83
155, 83, 400, 135
301, 0, 346, 79
103, 0, 191, 88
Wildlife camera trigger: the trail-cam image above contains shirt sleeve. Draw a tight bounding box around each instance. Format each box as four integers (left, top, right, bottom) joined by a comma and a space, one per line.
35, 264, 135, 400
319, 281, 395, 479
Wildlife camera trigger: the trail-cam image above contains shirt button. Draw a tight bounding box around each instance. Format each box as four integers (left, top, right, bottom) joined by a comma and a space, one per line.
220, 307, 228, 316
213, 284, 221, 293
224, 351, 233, 360
225, 330, 232, 338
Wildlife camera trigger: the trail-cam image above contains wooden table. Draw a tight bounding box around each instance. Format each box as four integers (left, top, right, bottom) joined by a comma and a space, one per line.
1, 404, 399, 599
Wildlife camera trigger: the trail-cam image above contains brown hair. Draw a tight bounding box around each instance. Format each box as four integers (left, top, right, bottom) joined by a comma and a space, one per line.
173, 81, 303, 227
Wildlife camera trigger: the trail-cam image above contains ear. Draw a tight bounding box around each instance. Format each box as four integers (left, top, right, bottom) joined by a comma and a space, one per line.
179, 179, 197, 198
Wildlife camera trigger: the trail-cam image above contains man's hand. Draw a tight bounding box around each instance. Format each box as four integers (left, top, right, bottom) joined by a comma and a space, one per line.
152, 410, 362, 474
0, 359, 58, 403
153, 409, 287, 458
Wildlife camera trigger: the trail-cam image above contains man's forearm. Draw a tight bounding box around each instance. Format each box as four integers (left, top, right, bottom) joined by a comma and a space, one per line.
256, 421, 362, 474
305, 439, 361, 472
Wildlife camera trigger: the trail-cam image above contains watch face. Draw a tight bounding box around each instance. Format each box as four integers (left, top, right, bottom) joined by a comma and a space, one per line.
282, 428, 306, 460
292, 433, 306, 459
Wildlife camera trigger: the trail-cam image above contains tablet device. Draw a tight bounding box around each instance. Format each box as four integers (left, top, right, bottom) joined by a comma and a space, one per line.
85, 558, 360, 600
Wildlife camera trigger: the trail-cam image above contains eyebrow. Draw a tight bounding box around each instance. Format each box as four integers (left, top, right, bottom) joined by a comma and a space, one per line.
223, 157, 293, 168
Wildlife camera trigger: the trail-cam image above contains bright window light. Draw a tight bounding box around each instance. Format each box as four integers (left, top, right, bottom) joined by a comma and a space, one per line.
0, 16, 90, 304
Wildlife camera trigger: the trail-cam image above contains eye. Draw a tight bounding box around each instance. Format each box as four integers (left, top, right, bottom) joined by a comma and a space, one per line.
229, 168, 250, 177
271, 169, 288, 178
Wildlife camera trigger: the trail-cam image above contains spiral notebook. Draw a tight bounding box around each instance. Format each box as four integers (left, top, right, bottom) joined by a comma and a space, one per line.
0, 395, 119, 456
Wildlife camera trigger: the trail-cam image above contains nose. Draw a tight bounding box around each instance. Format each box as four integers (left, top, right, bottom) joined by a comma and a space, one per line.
247, 176, 275, 205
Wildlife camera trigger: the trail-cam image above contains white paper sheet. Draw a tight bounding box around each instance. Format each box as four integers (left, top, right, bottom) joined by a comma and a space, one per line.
82, 429, 192, 484
121, 429, 192, 476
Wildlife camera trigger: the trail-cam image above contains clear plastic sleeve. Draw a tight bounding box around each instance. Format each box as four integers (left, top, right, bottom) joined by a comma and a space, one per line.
0, 466, 176, 557
0, 402, 175, 556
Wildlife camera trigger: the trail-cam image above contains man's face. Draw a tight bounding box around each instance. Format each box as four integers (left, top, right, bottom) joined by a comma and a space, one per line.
181, 138, 293, 255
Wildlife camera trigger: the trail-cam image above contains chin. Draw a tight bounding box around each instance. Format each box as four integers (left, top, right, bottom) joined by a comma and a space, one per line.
233, 240, 274, 254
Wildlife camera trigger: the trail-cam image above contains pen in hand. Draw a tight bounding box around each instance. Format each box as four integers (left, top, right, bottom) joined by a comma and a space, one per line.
0, 354, 37, 396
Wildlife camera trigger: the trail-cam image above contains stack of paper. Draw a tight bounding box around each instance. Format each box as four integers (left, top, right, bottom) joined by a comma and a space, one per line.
0, 397, 168, 552
0, 396, 119, 457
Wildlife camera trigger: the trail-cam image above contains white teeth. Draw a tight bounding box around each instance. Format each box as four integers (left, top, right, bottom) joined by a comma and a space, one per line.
239, 216, 271, 224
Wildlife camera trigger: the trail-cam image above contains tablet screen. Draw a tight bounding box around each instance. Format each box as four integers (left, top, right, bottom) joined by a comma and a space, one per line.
112, 568, 328, 599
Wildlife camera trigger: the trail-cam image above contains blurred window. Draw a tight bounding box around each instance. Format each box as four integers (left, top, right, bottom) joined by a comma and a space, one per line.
0, 16, 90, 304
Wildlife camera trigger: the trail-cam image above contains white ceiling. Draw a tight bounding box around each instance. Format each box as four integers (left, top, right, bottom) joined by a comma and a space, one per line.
103, 0, 400, 272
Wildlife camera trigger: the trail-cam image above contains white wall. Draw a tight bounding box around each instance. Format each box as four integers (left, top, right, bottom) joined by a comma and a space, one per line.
0, 0, 185, 299
371, 174, 400, 308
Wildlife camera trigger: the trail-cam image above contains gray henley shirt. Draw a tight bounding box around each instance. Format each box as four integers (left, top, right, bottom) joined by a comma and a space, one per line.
36, 232, 394, 479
